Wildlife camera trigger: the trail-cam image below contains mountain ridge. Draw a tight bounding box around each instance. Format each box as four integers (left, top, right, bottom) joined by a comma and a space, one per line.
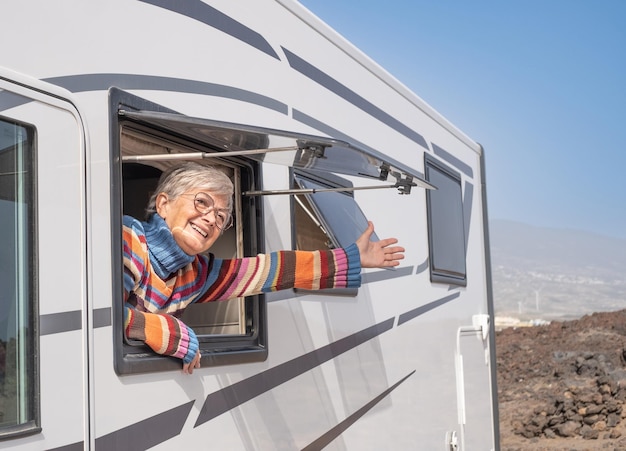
489, 219, 626, 321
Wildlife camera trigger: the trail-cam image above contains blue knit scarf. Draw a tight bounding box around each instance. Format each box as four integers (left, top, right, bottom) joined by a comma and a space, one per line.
142, 214, 194, 279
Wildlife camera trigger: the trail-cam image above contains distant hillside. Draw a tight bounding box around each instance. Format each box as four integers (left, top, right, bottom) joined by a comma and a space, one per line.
489, 219, 626, 321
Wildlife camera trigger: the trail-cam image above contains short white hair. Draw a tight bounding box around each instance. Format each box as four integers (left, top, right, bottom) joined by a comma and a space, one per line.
146, 162, 233, 215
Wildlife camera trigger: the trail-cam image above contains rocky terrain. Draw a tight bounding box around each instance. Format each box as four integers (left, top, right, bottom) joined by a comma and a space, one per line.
497, 309, 626, 450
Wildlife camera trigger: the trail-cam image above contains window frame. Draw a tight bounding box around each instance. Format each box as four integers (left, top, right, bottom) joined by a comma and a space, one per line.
0, 115, 40, 440
110, 88, 268, 375
424, 154, 468, 286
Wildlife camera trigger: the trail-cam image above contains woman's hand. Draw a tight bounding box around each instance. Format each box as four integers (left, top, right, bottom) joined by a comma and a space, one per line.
356, 221, 405, 268
183, 351, 201, 374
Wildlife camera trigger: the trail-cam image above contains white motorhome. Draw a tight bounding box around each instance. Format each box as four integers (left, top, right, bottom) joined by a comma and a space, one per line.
0, 1, 498, 450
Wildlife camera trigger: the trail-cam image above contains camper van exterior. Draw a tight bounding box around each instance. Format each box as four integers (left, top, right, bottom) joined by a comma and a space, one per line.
0, 1, 498, 450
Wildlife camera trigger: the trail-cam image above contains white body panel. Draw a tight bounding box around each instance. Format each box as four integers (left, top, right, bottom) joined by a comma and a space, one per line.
0, 1, 498, 450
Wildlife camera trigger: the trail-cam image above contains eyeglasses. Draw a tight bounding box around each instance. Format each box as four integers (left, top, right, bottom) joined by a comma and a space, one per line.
181, 192, 233, 231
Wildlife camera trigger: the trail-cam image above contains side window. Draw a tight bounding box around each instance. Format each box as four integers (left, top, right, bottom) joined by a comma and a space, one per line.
111, 91, 266, 375
0, 117, 38, 436
425, 154, 467, 286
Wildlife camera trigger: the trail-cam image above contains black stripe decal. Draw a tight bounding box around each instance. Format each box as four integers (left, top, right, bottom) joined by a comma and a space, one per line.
138, 0, 279, 59
95, 401, 194, 451
302, 370, 416, 451
397, 292, 460, 326
284, 47, 428, 150
194, 317, 395, 427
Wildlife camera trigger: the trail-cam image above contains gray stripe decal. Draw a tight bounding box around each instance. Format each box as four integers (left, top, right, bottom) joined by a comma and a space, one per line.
42, 74, 288, 114
397, 292, 460, 326
138, 0, 279, 60
361, 266, 413, 283
40, 310, 82, 335
40, 308, 111, 336
45, 441, 84, 451
35, 260, 434, 336
95, 401, 194, 451
0, 89, 31, 111
4, 72, 423, 169
432, 143, 474, 178
94, 292, 453, 448
415, 258, 429, 274
302, 370, 416, 451
195, 317, 395, 427
284, 47, 428, 150
94, 307, 112, 328
266, 266, 413, 303
265, 290, 297, 303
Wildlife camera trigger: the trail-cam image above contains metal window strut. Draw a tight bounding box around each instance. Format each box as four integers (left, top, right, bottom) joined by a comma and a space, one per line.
122, 148, 418, 196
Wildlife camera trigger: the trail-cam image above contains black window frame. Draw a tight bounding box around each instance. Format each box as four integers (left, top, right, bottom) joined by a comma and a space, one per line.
110, 88, 267, 375
0, 115, 40, 440
424, 154, 467, 286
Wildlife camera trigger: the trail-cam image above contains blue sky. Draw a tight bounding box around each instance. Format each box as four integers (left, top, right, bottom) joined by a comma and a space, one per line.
298, 1, 626, 240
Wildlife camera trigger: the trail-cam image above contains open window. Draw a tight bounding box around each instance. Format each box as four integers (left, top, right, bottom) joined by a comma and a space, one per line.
110, 88, 433, 374
0, 117, 39, 437
425, 154, 467, 286
111, 90, 267, 375
120, 132, 252, 338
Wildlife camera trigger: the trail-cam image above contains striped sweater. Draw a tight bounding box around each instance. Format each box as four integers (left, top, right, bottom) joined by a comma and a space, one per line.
123, 214, 361, 363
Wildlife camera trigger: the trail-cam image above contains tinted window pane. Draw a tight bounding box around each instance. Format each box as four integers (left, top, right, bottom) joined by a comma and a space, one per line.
425, 158, 467, 284
0, 118, 36, 431
295, 176, 377, 249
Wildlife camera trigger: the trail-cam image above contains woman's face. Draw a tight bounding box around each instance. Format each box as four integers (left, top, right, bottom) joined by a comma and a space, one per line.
156, 189, 230, 255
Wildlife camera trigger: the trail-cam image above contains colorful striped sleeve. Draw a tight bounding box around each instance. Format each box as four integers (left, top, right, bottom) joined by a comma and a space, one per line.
124, 304, 199, 364
195, 243, 361, 303
122, 222, 146, 299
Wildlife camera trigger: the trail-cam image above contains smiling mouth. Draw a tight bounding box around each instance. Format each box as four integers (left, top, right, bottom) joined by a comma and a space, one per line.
190, 222, 208, 238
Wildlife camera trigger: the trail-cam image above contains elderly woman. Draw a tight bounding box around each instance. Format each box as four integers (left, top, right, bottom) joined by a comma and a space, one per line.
123, 162, 404, 373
